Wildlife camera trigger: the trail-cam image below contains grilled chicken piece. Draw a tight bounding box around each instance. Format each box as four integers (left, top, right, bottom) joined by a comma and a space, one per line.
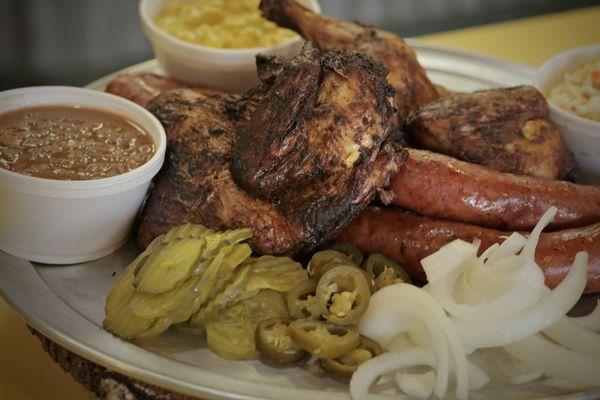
138, 89, 306, 254
105, 73, 224, 107
137, 47, 403, 255
232, 44, 398, 199
407, 86, 576, 180
260, 0, 438, 123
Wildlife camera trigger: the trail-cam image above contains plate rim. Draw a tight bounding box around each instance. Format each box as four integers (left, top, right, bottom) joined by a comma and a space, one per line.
2, 43, 598, 400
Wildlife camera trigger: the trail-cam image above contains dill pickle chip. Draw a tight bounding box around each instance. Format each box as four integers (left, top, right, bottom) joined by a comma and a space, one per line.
136, 316, 172, 339
129, 273, 205, 320
103, 225, 254, 340
129, 250, 225, 320
190, 264, 257, 327
131, 243, 252, 319
133, 238, 205, 294
205, 289, 288, 360
161, 223, 212, 243
103, 254, 154, 338
104, 306, 154, 339
203, 243, 253, 301
173, 322, 206, 336
245, 256, 308, 293
202, 228, 253, 259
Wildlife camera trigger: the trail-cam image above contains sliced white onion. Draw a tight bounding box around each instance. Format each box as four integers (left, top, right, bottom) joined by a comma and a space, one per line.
428, 257, 544, 322
542, 317, 600, 359
358, 303, 425, 349
350, 348, 435, 400
570, 300, 600, 332
421, 239, 477, 282
351, 206, 595, 400
395, 371, 436, 399
509, 369, 544, 385
485, 232, 527, 264
362, 284, 469, 399
454, 252, 588, 349
543, 377, 587, 390
387, 333, 417, 352
521, 207, 557, 260
504, 334, 600, 387
360, 294, 451, 398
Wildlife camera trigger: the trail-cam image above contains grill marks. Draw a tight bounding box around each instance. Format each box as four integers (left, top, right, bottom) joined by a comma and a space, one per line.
407, 86, 577, 180
137, 45, 403, 256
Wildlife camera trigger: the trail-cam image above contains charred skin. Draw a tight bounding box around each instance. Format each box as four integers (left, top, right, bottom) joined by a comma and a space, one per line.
260, 0, 438, 123
337, 207, 600, 294
388, 149, 600, 231
137, 47, 403, 256
232, 44, 397, 200
407, 86, 577, 180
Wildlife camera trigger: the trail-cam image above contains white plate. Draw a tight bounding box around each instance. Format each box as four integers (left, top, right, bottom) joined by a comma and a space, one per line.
1, 43, 598, 400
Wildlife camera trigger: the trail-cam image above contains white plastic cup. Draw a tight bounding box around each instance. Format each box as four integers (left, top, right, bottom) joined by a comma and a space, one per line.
0, 87, 167, 264
535, 45, 600, 184
139, 0, 321, 92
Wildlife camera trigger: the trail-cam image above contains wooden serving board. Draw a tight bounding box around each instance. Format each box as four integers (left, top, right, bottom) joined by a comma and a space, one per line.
30, 327, 202, 400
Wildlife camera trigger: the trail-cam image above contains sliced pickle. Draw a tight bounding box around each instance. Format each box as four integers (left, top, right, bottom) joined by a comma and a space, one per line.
103, 224, 254, 340
245, 256, 308, 293
161, 223, 212, 243
173, 322, 206, 336
190, 264, 257, 327
202, 243, 253, 302
205, 289, 288, 360
202, 228, 253, 260
129, 273, 205, 320
136, 316, 172, 339
103, 253, 154, 338
133, 238, 204, 294
129, 243, 252, 320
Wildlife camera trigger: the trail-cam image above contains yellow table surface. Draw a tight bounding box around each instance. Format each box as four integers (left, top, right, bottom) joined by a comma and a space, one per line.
1, 5, 599, 400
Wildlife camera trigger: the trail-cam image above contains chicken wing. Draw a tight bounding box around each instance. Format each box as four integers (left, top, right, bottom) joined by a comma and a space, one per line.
407, 86, 576, 180
260, 0, 438, 123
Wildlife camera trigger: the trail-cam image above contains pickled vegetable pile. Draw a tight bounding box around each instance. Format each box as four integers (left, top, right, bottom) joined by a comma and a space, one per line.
103, 223, 410, 377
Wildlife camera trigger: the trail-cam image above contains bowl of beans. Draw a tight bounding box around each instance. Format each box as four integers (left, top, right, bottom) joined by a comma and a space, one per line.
0, 86, 167, 264
139, 0, 321, 92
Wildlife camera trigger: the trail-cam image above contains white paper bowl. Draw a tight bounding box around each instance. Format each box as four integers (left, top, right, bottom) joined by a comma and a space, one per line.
0, 87, 166, 264
535, 45, 600, 184
139, 0, 321, 92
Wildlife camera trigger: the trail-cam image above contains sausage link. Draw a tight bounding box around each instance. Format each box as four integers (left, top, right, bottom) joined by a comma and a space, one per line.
105, 73, 224, 107
388, 149, 600, 231
337, 207, 600, 293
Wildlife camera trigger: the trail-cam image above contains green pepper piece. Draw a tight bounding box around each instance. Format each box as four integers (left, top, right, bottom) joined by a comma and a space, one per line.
316, 266, 371, 325
307, 250, 356, 280
288, 319, 359, 359
320, 336, 383, 380
255, 318, 307, 366
287, 278, 324, 320
362, 253, 411, 291
329, 243, 364, 265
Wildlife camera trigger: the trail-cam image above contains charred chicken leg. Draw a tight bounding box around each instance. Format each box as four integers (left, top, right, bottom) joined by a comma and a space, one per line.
260, 0, 439, 123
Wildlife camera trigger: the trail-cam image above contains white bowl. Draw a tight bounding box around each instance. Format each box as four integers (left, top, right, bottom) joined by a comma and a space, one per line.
0, 87, 167, 264
535, 45, 600, 184
139, 0, 321, 92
